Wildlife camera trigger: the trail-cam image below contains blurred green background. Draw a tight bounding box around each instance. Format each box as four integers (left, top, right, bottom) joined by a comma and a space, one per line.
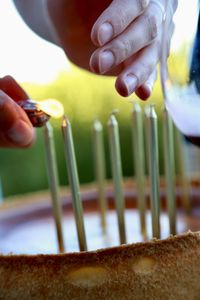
0, 46, 190, 198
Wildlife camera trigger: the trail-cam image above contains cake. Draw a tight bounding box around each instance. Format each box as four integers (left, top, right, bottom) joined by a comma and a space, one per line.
0, 179, 200, 300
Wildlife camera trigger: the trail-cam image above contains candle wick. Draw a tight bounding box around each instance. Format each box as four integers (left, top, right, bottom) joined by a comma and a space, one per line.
111, 109, 119, 117
62, 115, 69, 127
94, 119, 103, 131
149, 104, 157, 117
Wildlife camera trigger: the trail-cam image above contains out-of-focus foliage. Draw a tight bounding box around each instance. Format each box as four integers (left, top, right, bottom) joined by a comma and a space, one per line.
0, 46, 190, 197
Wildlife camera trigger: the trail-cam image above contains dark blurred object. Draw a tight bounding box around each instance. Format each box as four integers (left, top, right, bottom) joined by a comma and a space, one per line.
190, 11, 200, 93
18, 99, 50, 127
185, 136, 200, 147
185, 11, 200, 146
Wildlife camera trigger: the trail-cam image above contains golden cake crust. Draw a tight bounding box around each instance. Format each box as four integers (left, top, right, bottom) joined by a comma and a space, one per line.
1, 231, 200, 300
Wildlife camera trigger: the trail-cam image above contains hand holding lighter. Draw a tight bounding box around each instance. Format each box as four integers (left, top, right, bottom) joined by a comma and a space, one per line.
18, 99, 50, 127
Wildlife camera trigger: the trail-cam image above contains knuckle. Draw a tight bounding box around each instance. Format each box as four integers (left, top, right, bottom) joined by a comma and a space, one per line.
119, 11, 128, 30
144, 14, 159, 40
139, 63, 149, 82
112, 38, 133, 62
136, 0, 149, 11
138, 61, 153, 83
3, 75, 13, 82
3, 75, 11, 80
113, 9, 130, 33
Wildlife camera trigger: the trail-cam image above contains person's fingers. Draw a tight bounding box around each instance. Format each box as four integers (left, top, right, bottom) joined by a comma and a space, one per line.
0, 90, 35, 148
0, 75, 29, 102
135, 3, 175, 100
91, 0, 150, 47
90, 1, 164, 74
139, 4, 175, 100
134, 17, 174, 100
114, 0, 175, 99
115, 41, 160, 97
135, 69, 157, 100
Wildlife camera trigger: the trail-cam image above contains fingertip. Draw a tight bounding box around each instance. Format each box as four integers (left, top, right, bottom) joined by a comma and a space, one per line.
91, 17, 114, 47
115, 74, 138, 97
0, 89, 31, 125
115, 78, 130, 97
89, 52, 99, 73
97, 22, 114, 46
90, 50, 115, 74
135, 84, 152, 101
0, 90, 35, 147
91, 23, 100, 47
6, 120, 35, 148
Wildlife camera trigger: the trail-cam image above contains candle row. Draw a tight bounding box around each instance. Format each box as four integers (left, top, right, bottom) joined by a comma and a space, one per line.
43, 103, 190, 253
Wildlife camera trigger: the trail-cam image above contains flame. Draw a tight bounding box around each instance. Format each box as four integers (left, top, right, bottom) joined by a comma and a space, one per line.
37, 99, 64, 119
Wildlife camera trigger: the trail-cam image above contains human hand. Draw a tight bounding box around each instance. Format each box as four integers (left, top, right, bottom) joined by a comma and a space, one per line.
90, 0, 178, 99
0, 76, 35, 148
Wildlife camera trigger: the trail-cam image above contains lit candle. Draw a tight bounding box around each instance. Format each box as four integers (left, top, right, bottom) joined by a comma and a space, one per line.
62, 117, 87, 251
43, 122, 65, 253
93, 120, 107, 234
108, 113, 126, 244
174, 127, 191, 214
131, 102, 146, 238
145, 105, 160, 239
163, 107, 176, 235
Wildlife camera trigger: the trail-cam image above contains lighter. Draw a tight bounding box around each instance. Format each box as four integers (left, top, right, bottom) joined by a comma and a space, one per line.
18, 99, 50, 127
18, 99, 64, 127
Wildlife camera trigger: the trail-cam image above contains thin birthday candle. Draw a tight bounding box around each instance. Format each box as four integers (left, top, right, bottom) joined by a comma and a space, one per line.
163, 107, 176, 235
93, 119, 107, 234
145, 105, 160, 239
62, 116, 87, 251
131, 102, 146, 238
43, 122, 65, 253
108, 113, 126, 244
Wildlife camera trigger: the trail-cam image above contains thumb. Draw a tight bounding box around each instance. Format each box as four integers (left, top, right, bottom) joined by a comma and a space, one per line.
0, 90, 35, 148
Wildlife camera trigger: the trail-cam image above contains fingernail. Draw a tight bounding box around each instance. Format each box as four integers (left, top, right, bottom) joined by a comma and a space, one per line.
124, 74, 138, 95
98, 22, 114, 46
99, 50, 115, 73
6, 120, 35, 146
